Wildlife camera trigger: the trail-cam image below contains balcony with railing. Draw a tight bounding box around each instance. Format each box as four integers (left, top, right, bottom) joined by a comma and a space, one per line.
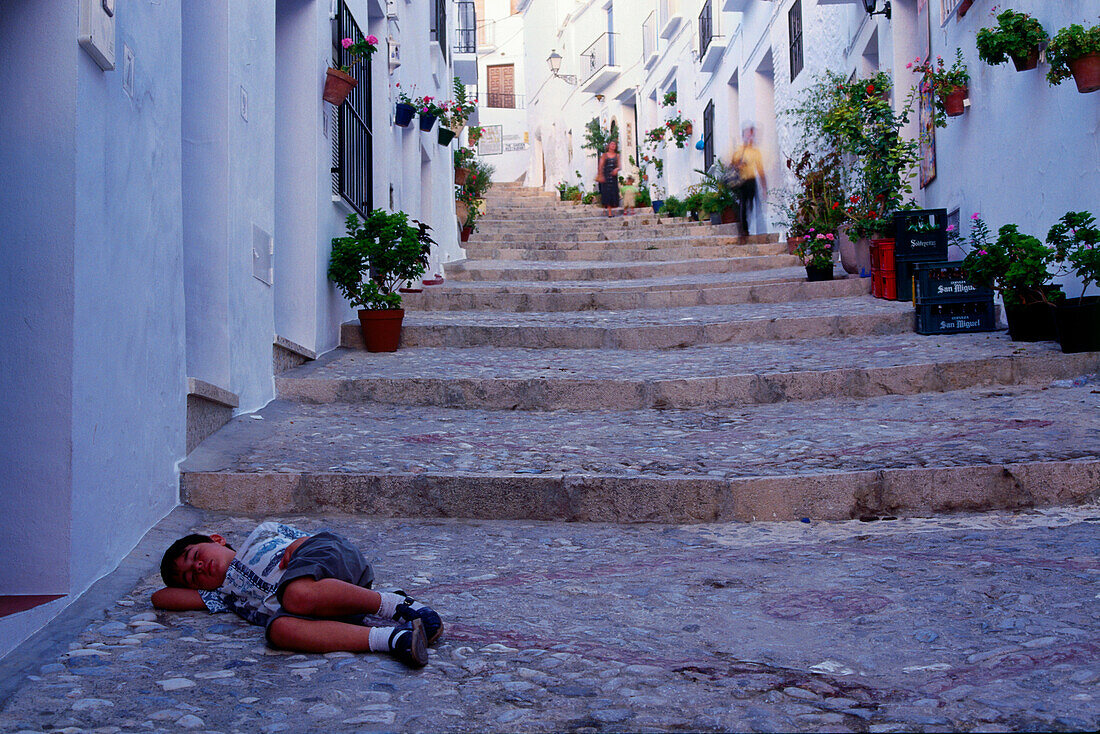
580, 32, 620, 93
642, 11, 659, 69
658, 0, 683, 39
455, 0, 476, 54
698, 0, 726, 72
485, 92, 525, 109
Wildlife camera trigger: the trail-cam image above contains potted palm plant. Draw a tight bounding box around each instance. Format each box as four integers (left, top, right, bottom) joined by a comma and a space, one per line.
328, 211, 432, 352
975, 9, 1048, 72
1047, 22, 1100, 94
325, 35, 379, 105
1047, 211, 1100, 353
962, 216, 1062, 342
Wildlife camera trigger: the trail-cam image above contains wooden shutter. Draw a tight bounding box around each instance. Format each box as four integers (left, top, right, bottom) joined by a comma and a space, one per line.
487, 64, 514, 108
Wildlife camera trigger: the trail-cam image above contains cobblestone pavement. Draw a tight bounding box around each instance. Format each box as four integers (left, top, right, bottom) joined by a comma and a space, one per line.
184, 382, 1100, 478
1, 507, 1097, 733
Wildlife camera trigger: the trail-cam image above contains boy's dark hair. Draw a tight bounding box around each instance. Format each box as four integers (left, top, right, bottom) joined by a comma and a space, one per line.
160, 534, 234, 587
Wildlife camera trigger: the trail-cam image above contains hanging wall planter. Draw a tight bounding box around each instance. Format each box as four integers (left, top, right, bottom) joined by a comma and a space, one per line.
944, 86, 967, 116
323, 68, 357, 105
1011, 47, 1041, 72
454, 166, 469, 186
438, 126, 456, 146
1068, 53, 1100, 94
394, 103, 416, 127
419, 113, 438, 132
1046, 23, 1100, 94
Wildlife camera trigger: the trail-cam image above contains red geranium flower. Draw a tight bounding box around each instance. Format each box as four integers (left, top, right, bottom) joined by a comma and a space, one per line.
866, 83, 876, 94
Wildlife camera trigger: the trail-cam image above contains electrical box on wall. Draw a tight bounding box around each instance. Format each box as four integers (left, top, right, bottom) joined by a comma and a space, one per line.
79, 0, 116, 71
388, 36, 401, 71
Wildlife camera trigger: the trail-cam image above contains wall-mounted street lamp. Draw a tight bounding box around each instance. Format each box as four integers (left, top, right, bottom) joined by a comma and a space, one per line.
861, 0, 891, 20
547, 50, 578, 85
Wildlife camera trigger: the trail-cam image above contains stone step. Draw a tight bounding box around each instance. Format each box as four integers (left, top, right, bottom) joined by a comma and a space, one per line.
471, 217, 710, 232
461, 242, 788, 262
468, 227, 766, 243
446, 254, 802, 282
403, 272, 869, 311
341, 296, 915, 349
278, 334, 1098, 411
180, 381, 1100, 522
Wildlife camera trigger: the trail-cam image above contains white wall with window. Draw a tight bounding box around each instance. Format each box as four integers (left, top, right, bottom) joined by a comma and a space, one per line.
476, 0, 531, 182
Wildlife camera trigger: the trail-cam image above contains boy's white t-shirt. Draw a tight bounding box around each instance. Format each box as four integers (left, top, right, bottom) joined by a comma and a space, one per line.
198, 521, 310, 626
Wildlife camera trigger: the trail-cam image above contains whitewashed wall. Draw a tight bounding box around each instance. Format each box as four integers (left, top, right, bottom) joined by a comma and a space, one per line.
478, 0, 532, 183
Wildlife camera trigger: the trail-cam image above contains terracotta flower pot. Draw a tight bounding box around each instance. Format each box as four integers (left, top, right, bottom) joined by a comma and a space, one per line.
357, 309, 404, 352
454, 166, 469, 186
1011, 47, 1041, 72
1068, 52, 1100, 94
944, 86, 967, 117
323, 68, 357, 105
455, 200, 469, 223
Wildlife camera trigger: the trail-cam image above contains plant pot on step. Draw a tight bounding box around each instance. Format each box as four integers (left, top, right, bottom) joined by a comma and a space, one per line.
438, 126, 456, 146
1011, 47, 1041, 72
720, 207, 738, 225
323, 68, 357, 105
358, 309, 404, 352
454, 166, 469, 186
1004, 300, 1058, 342
805, 263, 834, 282
709, 212, 722, 226
419, 112, 438, 132
1069, 53, 1100, 94
394, 103, 416, 127
1054, 296, 1100, 353
944, 86, 967, 116
460, 225, 473, 243
455, 200, 469, 224
651, 200, 664, 214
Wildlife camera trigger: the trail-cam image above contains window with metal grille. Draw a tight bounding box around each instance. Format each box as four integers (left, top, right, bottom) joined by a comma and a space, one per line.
703, 100, 715, 172
699, 0, 714, 58
430, 0, 448, 61
331, 1, 372, 217
456, 0, 476, 53
788, 0, 803, 81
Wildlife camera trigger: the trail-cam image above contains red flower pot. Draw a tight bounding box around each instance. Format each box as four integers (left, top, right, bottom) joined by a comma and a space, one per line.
357, 309, 404, 352
944, 86, 967, 117
1068, 53, 1100, 94
1011, 47, 1041, 72
323, 68, 357, 105
454, 166, 469, 186
460, 225, 473, 243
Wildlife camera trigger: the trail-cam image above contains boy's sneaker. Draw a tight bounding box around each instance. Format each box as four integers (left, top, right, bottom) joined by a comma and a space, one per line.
388, 620, 428, 669
393, 591, 444, 645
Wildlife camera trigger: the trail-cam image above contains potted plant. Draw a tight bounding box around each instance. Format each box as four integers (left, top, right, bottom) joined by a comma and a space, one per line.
794, 229, 836, 281
697, 160, 741, 225
909, 49, 971, 120
416, 96, 443, 132
962, 215, 1062, 341
1047, 211, 1100, 353
650, 184, 665, 214
665, 113, 694, 148
328, 211, 432, 352
454, 146, 475, 186
1047, 22, 1100, 94
393, 84, 417, 127
659, 195, 685, 218
976, 9, 1048, 72
325, 34, 379, 105
456, 158, 495, 241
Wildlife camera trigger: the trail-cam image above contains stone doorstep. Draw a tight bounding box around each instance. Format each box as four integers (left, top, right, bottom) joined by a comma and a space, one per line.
179, 458, 1100, 523
402, 278, 869, 311
275, 351, 1100, 411
340, 310, 913, 349
446, 255, 802, 282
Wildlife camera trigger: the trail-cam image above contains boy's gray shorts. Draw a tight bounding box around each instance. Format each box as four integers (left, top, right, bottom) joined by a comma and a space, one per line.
264, 531, 376, 639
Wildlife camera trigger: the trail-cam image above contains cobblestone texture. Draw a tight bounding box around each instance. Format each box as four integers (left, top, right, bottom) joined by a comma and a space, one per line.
1, 508, 1097, 733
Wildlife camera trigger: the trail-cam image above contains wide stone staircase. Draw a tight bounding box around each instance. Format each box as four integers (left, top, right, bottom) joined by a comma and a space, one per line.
181, 182, 1100, 522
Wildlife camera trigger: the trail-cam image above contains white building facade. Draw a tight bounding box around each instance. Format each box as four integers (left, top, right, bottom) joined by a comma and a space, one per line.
475, 0, 534, 182
0, 0, 469, 659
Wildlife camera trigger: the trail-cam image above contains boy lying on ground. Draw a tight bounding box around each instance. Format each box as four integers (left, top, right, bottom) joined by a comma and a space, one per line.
151, 521, 443, 668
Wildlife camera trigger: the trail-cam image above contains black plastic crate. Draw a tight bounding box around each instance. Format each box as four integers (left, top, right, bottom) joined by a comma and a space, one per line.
913, 261, 993, 304
915, 299, 997, 335
894, 209, 948, 261
896, 259, 919, 303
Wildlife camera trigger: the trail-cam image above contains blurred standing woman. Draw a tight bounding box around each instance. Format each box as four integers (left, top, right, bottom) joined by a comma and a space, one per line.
731, 124, 767, 236
596, 140, 621, 217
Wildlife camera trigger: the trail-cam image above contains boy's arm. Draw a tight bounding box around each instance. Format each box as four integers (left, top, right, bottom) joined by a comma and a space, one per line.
151, 587, 207, 611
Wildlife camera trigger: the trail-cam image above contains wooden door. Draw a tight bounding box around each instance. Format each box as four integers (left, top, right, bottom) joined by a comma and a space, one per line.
487, 64, 515, 108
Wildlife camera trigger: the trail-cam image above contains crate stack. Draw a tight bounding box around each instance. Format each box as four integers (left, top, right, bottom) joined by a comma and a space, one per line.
893, 209, 949, 302
913, 261, 997, 334
870, 239, 896, 299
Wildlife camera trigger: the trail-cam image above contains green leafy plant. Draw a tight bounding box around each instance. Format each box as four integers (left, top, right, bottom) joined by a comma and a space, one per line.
665, 113, 694, 148
636, 187, 651, 208
962, 220, 1061, 306
582, 117, 619, 154
454, 145, 476, 171
659, 195, 685, 217
784, 151, 847, 239
445, 77, 475, 129
555, 180, 569, 201
415, 95, 445, 119
908, 49, 970, 126
1046, 22, 1100, 86
328, 211, 432, 310
662, 90, 677, 107
456, 158, 495, 228
1047, 211, 1100, 303
393, 83, 416, 106
975, 9, 1048, 66
337, 34, 379, 74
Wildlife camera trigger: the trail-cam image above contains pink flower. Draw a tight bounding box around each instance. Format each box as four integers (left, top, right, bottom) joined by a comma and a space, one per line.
341, 37, 353, 49
808, 227, 815, 233
826, 233, 835, 241
906, 62, 913, 69
971, 212, 980, 220
946, 224, 956, 232
366, 35, 379, 45
978, 249, 988, 255
825, 243, 832, 249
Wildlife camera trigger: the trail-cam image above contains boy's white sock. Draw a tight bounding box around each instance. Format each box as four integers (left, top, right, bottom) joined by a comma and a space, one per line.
374, 591, 406, 620
367, 625, 406, 652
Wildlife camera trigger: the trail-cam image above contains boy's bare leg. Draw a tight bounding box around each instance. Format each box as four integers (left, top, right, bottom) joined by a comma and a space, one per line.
281, 577, 381, 618
268, 616, 372, 653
